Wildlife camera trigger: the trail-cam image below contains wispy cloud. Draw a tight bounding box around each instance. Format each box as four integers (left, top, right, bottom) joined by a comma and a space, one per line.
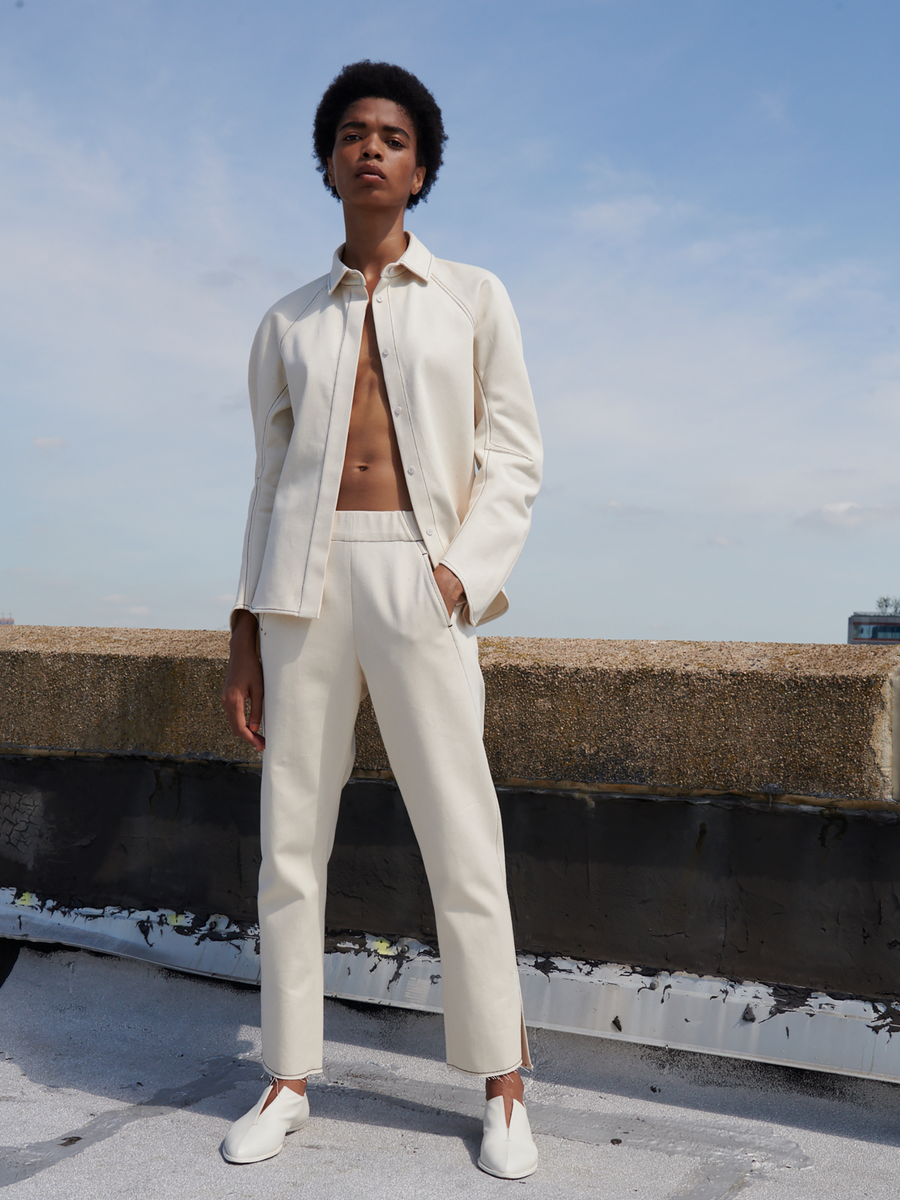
795, 502, 900, 534
523, 175, 900, 530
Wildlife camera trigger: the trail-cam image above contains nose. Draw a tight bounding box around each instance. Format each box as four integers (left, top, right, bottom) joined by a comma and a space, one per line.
360, 137, 383, 160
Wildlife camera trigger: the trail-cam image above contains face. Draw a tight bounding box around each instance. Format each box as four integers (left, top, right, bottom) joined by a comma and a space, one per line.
326, 97, 426, 211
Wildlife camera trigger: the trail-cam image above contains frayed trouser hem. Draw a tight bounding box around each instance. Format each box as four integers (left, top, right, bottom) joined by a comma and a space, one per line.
446, 1058, 531, 1080
262, 1064, 319, 1082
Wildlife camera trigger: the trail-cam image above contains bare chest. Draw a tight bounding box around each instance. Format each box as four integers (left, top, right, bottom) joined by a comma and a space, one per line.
336, 303, 410, 509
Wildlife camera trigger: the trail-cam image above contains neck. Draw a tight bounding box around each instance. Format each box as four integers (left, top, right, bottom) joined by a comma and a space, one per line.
340, 205, 410, 291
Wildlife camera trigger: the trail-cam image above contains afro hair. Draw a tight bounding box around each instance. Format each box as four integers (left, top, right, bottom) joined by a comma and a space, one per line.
313, 61, 447, 209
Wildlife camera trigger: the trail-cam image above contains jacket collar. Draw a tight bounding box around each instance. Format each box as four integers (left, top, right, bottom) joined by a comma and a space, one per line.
328, 231, 433, 294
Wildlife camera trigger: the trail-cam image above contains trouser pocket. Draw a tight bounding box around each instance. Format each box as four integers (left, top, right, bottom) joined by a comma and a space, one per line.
420, 548, 454, 627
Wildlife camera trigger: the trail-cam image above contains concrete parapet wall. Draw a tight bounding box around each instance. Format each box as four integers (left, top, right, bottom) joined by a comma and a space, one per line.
0, 628, 238, 764
4, 624, 900, 1065
475, 637, 900, 803
1, 626, 897, 801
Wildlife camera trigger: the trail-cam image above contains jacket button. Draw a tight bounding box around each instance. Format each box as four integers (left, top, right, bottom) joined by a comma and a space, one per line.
394, 406, 402, 415
407, 466, 415, 475
376, 294, 384, 302
382, 349, 389, 357
426, 528, 434, 536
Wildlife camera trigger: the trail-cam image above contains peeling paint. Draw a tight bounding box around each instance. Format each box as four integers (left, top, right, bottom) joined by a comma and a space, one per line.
867, 1002, 900, 1038
0, 890, 261, 983
764, 985, 816, 1021
4, 890, 900, 1084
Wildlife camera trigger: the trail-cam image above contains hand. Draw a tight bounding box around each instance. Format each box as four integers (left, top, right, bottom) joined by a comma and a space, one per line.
432, 564, 464, 617
221, 610, 266, 751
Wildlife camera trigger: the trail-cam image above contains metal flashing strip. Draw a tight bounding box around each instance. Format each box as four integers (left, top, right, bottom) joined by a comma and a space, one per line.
3, 889, 900, 1084
0, 890, 262, 984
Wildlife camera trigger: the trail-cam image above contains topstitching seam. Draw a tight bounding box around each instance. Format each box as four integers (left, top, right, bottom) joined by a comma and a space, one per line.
239, 382, 291, 601
277, 281, 329, 351
430, 273, 476, 327
386, 288, 438, 532
299, 293, 358, 595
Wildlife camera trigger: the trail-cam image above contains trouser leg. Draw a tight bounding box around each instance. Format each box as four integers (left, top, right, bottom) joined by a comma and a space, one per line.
351, 532, 530, 1076
256, 539, 365, 1079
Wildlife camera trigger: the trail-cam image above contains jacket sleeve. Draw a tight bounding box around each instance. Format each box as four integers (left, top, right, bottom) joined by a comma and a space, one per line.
230, 311, 294, 630
439, 273, 542, 626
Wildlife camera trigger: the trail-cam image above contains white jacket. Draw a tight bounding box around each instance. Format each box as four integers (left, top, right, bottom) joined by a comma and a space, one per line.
232, 233, 542, 628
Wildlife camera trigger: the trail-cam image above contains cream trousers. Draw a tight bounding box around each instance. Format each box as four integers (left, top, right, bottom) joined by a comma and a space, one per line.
256, 510, 530, 1079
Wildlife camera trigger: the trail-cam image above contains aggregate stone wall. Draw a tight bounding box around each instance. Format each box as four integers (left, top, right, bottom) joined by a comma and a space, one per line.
1, 627, 898, 801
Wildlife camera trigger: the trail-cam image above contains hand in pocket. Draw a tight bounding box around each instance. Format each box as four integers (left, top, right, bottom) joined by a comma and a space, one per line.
432, 563, 464, 617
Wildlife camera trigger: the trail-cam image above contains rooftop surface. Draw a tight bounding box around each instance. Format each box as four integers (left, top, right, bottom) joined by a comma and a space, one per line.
1, 944, 899, 1199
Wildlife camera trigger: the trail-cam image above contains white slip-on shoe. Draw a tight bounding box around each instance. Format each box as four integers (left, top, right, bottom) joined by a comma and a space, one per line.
477, 1095, 538, 1179
222, 1083, 310, 1164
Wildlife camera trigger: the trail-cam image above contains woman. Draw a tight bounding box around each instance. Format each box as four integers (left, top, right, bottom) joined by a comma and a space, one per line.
221, 60, 542, 1180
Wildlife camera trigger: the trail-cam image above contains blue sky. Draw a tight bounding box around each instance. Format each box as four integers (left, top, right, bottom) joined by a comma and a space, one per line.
1, 0, 898, 641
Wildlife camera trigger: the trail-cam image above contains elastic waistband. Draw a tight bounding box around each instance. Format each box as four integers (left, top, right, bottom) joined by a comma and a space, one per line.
330, 510, 422, 542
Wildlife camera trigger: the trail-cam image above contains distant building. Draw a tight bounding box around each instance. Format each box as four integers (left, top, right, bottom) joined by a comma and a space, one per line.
847, 613, 900, 644
0, 617, 13, 626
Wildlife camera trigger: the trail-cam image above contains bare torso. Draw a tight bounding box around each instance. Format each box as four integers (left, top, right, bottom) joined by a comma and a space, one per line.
336, 297, 411, 511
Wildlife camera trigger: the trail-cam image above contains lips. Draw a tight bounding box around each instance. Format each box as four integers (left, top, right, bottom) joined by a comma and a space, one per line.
356, 164, 385, 179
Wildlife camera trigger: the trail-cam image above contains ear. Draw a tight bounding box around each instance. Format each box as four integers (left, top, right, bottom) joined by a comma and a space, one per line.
326, 157, 336, 190
411, 165, 426, 196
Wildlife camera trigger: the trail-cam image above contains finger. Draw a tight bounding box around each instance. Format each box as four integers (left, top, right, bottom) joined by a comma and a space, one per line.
236, 705, 265, 750
247, 685, 263, 734
222, 688, 244, 737
224, 686, 259, 746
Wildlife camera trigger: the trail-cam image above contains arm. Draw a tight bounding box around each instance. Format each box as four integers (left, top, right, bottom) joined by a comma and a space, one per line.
224, 309, 293, 747
439, 273, 542, 625
221, 609, 265, 751
230, 310, 294, 630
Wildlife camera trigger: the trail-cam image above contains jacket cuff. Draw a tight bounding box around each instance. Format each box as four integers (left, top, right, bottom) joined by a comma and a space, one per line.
229, 605, 254, 635
439, 559, 509, 626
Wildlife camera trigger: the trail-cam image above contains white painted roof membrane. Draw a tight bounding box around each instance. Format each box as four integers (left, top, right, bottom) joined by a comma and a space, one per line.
1, 946, 899, 1199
